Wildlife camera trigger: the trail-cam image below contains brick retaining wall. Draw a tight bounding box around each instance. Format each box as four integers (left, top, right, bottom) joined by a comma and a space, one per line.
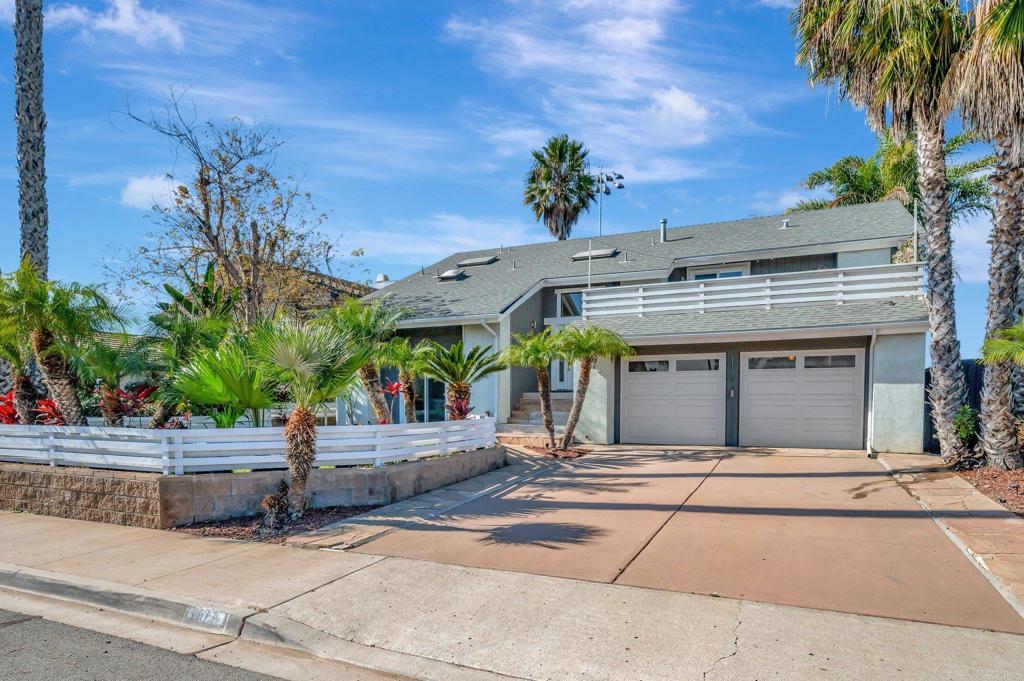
0, 446, 507, 529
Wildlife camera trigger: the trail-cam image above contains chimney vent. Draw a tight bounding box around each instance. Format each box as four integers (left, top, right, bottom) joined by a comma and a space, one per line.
781, 218, 791, 230
659, 218, 668, 243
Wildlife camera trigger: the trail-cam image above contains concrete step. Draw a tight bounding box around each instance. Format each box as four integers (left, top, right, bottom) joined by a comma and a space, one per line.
520, 391, 574, 400
510, 410, 569, 421
496, 423, 565, 435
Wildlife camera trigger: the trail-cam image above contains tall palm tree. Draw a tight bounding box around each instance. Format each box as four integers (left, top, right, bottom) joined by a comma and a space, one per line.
500, 329, 562, 449
555, 326, 633, 450
0, 259, 121, 425
524, 134, 597, 240
794, 0, 971, 463
321, 298, 407, 424
953, 0, 1024, 470
790, 131, 993, 222
423, 340, 504, 420
72, 335, 151, 426
378, 336, 432, 424
15, 0, 48, 275
253, 318, 369, 515
0, 321, 38, 424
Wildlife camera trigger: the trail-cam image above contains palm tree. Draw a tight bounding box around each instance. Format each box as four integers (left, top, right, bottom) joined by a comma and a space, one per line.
0, 259, 121, 425
794, 0, 971, 463
171, 339, 276, 428
378, 336, 432, 424
423, 340, 504, 420
555, 327, 633, 450
524, 134, 597, 240
155, 262, 239, 322
15, 0, 48, 275
952, 0, 1024, 470
0, 321, 38, 424
500, 329, 562, 449
72, 335, 151, 426
790, 132, 993, 222
321, 299, 406, 424
252, 318, 369, 515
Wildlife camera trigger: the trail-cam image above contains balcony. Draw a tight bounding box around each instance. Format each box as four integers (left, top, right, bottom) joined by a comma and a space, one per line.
581, 263, 925, 319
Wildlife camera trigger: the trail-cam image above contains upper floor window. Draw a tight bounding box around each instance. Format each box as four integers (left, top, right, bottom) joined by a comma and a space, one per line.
687, 263, 751, 281
559, 290, 584, 317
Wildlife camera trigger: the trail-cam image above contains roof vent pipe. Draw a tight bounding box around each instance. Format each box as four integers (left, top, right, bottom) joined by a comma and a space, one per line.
781, 218, 791, 230
659, 218, 668, 243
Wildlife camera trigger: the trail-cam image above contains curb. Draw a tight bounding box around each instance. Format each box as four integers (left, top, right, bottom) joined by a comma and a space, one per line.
0, 562, 254, 636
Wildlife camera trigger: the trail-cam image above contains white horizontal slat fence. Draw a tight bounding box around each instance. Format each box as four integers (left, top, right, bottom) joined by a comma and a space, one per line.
0, 418, 496, 475
582, 263, 925, 319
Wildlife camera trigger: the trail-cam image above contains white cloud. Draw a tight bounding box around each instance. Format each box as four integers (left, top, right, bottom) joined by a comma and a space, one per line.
952, 213, 994, 284
756, 0, 796, 8
47, 0, 184, 50
750, 188, 822, 213
120, 174, 178, 210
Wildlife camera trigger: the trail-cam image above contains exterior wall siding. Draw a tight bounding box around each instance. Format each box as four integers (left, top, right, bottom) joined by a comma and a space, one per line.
750, 253, 837, 275
870, 332, 925, 453
463, 324, 500, 418
505, 288, 545, 419
837, 248, 894, 268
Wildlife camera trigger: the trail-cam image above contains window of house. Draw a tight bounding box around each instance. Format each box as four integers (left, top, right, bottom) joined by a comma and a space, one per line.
676, 358, 720, 371
748, 356, 797, 370
805, 354, 856, 369
628, 360, 670, 373
559, 291, 584, 317
688, 263, 750, 281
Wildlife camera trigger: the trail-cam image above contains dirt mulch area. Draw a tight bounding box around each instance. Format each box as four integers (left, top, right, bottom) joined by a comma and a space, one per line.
523, 445, 591, 460
172, 505, 379, 544
958, 468, 1024, 516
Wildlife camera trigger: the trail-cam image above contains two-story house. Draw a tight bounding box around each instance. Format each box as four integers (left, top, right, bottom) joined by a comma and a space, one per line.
365, 201, 926, 453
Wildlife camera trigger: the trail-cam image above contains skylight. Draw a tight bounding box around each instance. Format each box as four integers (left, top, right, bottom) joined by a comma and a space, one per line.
438, 269, 465, 281
457, 255, 498, 267
571, 248, 618, 261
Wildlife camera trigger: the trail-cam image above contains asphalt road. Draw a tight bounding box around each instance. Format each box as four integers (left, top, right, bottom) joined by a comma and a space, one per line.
0, 608, 277, 681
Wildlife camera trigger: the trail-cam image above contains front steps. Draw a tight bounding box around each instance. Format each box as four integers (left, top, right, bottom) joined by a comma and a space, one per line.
497, 391, 573, 446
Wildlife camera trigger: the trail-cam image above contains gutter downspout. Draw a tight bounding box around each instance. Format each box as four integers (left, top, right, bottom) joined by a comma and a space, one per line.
481, 322, 500, 420
866, 327, 879, 457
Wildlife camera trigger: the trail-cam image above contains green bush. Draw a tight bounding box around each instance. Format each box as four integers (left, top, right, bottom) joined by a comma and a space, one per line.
953, 404, 979, 449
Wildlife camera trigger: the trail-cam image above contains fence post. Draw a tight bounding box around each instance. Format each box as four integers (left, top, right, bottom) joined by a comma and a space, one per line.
637, 286, 645, 318
837, 271, 845, 305
47, 430, 56, 467
764, 278, 772, 310
173, 434, 184, 476
373, 428, 384, 467
698, 282, 705, 314
439, 422, 449, 455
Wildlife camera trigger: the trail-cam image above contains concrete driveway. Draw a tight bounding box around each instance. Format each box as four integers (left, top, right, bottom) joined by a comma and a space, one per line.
353, 446, 1024, 634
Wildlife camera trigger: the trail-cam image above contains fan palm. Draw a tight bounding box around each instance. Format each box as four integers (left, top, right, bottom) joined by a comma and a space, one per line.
423, 340, 504, 420
0, 259, 121, 425
0, 321, 38, 424
378, 336, 432, 424
500, 329, 562, 449
524, 135, 597, 241
320, 299, 407, 424
555, 326, 633, 450
252, 318, 370, 514
72, 335, 151, 426
790, 131, 994, 222
952, 0, 1024, 470
171, 339, 276, 428
794, 0, 971, 463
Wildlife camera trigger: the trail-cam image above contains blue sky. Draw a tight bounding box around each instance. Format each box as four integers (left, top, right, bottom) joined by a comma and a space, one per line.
0, 0, 991, 354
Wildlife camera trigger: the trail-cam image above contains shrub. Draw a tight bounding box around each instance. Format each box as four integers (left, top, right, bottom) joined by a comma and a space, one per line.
953, 404, 979, 449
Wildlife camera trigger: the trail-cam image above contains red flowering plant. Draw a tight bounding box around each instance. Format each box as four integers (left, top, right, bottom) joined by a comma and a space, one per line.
445, 397, 473, 421
34, 399, 65, 426
0, 391, 19, 425
381, 379, 405, 424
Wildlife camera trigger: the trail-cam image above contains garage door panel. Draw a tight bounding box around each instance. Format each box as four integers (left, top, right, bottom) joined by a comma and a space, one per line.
740, 350, 864, 450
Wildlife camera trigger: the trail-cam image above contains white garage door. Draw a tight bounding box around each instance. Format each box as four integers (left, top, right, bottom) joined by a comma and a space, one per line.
740, 349, 865, 450
620, 354, 726, 445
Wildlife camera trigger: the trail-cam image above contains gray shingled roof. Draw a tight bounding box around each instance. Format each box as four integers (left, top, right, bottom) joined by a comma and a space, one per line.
367, 201, 915, 320
573, 299, 928, 339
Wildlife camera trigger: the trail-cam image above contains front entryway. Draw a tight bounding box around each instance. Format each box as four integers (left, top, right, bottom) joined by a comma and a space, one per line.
620, 353, 726, 445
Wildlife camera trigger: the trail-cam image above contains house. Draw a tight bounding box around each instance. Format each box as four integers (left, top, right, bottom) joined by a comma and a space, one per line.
365, 201, 927, 453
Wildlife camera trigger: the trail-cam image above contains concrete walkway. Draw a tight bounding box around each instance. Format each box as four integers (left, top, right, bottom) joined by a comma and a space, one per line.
2, 447, 1024, 679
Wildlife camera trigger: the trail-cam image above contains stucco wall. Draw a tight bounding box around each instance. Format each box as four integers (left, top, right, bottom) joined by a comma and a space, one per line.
504, 288, 545, 417
837, 248, 893, 268
870, 332, 925, 453
577, 357, 616, 444
463, 324, 499, 418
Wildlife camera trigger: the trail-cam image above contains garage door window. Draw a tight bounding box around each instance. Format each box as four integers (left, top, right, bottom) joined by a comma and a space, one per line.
804, 354, 856, 369
748, 356, 796, 370
629, 360, 670, 372
676, 358, 720, 371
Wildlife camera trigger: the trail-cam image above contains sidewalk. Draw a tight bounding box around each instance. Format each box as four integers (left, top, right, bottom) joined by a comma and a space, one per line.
3, 460, 1024, 679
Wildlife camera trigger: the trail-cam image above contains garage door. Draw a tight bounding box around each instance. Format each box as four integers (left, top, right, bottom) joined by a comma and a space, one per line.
740, 349, 865, 450
621, 354, 726, 445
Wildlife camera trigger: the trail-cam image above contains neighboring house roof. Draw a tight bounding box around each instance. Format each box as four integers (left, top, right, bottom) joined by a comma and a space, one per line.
366, 201, 915, 322
573, 299, 928, 341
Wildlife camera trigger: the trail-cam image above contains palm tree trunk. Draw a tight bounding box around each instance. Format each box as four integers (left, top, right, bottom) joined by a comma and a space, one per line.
399, 370, 418, 424
148, 402, 172, 428
980, 133, 1024, 470
358, 362, 392, 424
15, 0, 48, 275
98, 385, 125, 427
915, 113, 968, 464
560, 357, 593, 450
11, 369, 38, 425
30, 330, 86, 426
536, 367, 555, 449
284, 405, 317, 516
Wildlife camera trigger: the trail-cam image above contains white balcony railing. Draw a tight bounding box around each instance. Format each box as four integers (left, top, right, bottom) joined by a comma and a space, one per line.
581, 263, 925, 319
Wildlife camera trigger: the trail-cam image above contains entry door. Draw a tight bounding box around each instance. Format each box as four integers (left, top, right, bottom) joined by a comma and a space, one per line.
620, 354, 727, 445
739, 349, 865, 449
551, 357, 575, 391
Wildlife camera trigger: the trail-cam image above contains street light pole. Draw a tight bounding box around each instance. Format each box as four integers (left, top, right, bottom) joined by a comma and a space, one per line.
592, 168, 625, 236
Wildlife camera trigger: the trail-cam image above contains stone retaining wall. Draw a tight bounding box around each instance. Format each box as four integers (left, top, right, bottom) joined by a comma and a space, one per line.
0, 446, 507, 529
